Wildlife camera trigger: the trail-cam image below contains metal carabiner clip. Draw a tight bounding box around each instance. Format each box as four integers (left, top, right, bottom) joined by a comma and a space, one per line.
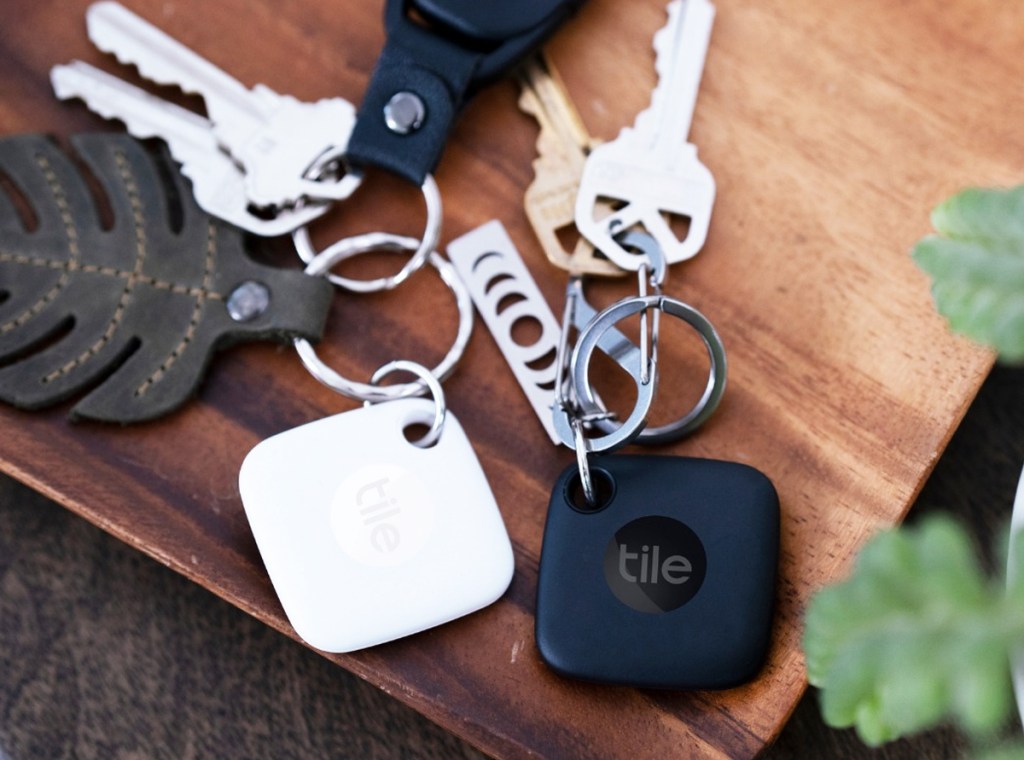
551, 272, 659, 455
552, 229, 729, 448
572, 293, 727, 445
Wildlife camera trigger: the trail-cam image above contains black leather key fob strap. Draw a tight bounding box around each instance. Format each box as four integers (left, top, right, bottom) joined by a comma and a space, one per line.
347, 0, 587, 185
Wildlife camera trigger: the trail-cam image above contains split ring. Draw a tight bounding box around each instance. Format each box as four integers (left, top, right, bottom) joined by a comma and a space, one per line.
294, 232, 473, 403
369, 360, 447, 449
573, 295, 726, 445
292, 174, 442, 293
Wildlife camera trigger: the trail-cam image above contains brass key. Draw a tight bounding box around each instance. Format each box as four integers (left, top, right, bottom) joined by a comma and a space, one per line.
518, 56, 625, 278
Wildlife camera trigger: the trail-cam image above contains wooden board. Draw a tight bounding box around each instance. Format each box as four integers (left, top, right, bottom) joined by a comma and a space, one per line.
0, 0, 1020, 757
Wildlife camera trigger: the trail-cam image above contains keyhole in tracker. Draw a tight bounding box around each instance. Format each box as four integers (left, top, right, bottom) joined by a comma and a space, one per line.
567, 468, 616, 512
403, 422, 439, 448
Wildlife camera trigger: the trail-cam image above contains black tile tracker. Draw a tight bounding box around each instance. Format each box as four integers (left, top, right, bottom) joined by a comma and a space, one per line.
536, 455, 779, 690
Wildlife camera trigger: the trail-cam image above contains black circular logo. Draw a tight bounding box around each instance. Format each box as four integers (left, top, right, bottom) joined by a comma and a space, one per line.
603, 516, 707, 613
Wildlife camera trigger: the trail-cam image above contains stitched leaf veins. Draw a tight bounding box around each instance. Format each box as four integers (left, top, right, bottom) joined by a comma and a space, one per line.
0, 134, 331, 423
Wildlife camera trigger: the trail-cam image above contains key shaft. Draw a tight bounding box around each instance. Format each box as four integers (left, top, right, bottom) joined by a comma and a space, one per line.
519, 57, 591, 169
51, 61, 329, 236
636, 0, 714, 157
87, 2, 269, 132
52, 61, 213, 153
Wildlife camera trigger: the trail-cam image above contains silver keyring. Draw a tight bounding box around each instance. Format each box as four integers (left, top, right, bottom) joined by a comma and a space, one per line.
294, 232, 473, 403
292, 174, 442, 293
368, 360, 447, 449
574, 295, 726, 445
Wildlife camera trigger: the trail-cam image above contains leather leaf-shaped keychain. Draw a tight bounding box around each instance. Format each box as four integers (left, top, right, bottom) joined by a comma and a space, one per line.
0, 133, 331, 423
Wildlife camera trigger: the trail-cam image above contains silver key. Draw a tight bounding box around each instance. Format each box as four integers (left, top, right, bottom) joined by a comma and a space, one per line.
575, 0, 716, 270
85, 2, 360, 211
51, 61, 328, 236
58, 2, 359, 219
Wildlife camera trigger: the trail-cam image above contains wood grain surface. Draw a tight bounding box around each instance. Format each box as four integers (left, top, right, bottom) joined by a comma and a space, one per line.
6, 367, 1023, 759
1, 1, 1022, 758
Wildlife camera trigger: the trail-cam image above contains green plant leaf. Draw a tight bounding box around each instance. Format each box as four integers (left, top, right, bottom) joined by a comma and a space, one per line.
977, 743, 1024, 760
912, 186, 1024, 362
804, 516, 1024, 745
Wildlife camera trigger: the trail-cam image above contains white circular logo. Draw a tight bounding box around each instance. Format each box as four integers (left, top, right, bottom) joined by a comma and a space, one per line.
330, 463, 435, 567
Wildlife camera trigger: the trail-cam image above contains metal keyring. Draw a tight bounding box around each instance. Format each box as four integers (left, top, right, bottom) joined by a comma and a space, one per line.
292, 174, 442, 293
294, 232, 473, 404
573, 294, 727, 445
368, 360, 447, 449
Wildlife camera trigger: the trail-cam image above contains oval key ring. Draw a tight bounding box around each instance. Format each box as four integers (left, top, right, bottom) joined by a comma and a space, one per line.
292, 174, 442, 293
294, 232, 473, 404
573, 294, 727, 445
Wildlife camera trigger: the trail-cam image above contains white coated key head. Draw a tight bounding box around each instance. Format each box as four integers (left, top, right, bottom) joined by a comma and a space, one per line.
231, 90, 360, 209
575, 0, 717, 271
575, 139, 715, 270
84, 1, 360, 212
238, 398, 514, 653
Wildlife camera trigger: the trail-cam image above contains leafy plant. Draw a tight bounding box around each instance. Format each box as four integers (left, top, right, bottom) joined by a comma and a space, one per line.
805, 185, 1024, 756
805, 517, 1024, 752
913, 186, 1024, 363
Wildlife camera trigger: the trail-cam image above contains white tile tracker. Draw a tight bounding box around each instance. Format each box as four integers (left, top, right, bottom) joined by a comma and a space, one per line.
239, 397, 514, 653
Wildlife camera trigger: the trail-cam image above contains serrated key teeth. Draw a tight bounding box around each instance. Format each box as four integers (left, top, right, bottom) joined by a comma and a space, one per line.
517, 88, 539, 117
251, 83, 285, 104
47, 59, 213, 137
86, 1, 152, 58
50, 60, 109, 98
